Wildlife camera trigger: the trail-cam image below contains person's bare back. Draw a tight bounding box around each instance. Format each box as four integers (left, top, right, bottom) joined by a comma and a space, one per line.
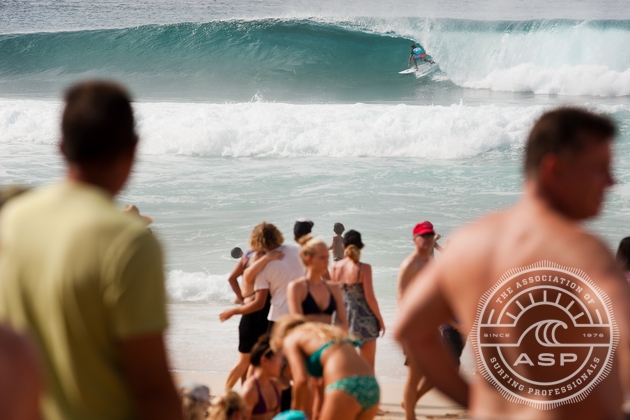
398, 252, 430, 302
396, 108, 630, 419
439, 203, 629, 418
330, 235, 344, 260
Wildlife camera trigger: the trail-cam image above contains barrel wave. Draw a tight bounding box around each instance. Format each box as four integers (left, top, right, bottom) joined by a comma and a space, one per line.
1, 18, 629, 100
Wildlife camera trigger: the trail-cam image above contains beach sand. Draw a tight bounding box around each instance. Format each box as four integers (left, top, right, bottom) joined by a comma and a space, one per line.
176, 373, 468, 419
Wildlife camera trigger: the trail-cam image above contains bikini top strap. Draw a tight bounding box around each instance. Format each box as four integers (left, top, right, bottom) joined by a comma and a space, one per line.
253, 374, 262, 393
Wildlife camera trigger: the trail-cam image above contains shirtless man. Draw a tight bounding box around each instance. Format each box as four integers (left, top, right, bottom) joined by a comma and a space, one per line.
396, 108, 630, 419
397, 221, 437, 420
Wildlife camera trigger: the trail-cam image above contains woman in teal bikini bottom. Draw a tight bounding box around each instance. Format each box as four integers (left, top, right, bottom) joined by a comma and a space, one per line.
271, 315, 380, 420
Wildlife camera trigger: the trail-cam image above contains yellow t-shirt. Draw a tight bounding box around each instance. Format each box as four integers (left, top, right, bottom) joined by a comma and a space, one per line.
0, 182, 168, 420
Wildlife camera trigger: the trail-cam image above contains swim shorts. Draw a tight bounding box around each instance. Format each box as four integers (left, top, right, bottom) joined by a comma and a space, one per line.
238, 295, 271, 353
440, 327, 464, 367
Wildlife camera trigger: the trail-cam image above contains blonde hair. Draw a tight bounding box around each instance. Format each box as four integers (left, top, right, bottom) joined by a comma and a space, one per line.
209, 391, 245, 420
345, 244, 361, 263
297, 234, 328, 265
249, 222, 284, 251
270, 314, 348, 352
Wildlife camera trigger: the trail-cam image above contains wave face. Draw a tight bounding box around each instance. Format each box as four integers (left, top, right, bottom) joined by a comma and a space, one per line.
0, 18, 629, 101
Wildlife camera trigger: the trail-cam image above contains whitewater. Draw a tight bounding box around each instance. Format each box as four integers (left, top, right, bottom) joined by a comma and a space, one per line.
2, 0, 630, 381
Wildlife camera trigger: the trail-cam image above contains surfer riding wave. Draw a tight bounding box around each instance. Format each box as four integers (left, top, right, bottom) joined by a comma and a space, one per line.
408, 44, 435, 69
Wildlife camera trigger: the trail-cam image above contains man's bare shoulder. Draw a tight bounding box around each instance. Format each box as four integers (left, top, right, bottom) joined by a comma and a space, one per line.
444, 210, 510, 255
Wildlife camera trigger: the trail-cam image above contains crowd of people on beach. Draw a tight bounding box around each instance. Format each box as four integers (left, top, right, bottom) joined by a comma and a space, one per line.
1, 79, 630, 420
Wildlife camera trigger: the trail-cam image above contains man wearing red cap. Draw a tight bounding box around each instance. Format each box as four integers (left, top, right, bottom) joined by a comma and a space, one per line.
395, 108, 630, 419
398, 221, 460, 420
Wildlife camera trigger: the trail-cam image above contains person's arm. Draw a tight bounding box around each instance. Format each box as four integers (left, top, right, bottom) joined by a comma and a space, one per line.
242, 250, 284, 286
219, 289, 269, 322
240, 379, 258, 420
394, 263, 469, 407
433, 234, 444, 253
119, 333, 183, 420
329, 283, 348, 330
0, 326, 42, 420
396, 258, 411, 304
227, 259, 246, 304
361, 264, 386, 335
283, 335, 311, 415
104, 231, 181, 419
287, 281, 306, 315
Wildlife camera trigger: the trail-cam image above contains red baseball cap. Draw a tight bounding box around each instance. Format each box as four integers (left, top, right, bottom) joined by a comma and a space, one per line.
413, 221, 435, 236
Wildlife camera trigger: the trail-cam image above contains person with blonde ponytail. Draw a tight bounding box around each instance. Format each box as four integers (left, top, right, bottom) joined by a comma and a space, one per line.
271, 315, 380, 420
287, 235, 347, 328
330, 230, 384, 369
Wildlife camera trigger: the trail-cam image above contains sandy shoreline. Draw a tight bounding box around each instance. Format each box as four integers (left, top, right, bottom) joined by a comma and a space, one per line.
176, 373, 468, 419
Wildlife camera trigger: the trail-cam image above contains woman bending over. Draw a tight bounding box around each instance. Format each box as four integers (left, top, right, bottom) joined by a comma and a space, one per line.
271, 315, 380, 420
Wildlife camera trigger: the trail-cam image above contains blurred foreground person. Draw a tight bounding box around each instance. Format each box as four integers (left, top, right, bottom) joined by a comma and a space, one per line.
271, 315, 380, 420
0, 325, 42, 420
0, 81, 182, 420
396, 108, 630, 419
180, 382, 211, 420
210, 392, 246, 420
616, 237, 630, 282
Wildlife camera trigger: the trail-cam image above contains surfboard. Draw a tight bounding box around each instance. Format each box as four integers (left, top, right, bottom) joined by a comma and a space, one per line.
414, 63, 435, 78
399, 62, 435, 78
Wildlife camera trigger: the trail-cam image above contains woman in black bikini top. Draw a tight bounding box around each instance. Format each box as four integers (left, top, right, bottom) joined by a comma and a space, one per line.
287, 235, 347, 328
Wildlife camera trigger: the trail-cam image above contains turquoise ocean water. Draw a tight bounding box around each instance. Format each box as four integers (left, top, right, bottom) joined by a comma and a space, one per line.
2, 0, 630, 381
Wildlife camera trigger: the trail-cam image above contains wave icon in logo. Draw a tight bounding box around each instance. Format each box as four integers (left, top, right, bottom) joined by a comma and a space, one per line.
472, 261, 617, 409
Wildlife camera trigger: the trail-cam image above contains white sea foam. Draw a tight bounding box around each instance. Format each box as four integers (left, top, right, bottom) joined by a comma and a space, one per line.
166, 270, 233, 302
1, 99, 627, 160
462, 64, 630, 96
0, 99, 538, 158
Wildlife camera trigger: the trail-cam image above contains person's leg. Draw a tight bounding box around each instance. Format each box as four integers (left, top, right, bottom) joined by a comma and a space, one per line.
357, 406, 379, 420
359, 340, 376, 369
312, 378, 325, 420
415, 375, 433, 403
402, 362, 422, 420
318, 389, 362, 420
225, 352, 250, 390
412, 58, 418, 69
